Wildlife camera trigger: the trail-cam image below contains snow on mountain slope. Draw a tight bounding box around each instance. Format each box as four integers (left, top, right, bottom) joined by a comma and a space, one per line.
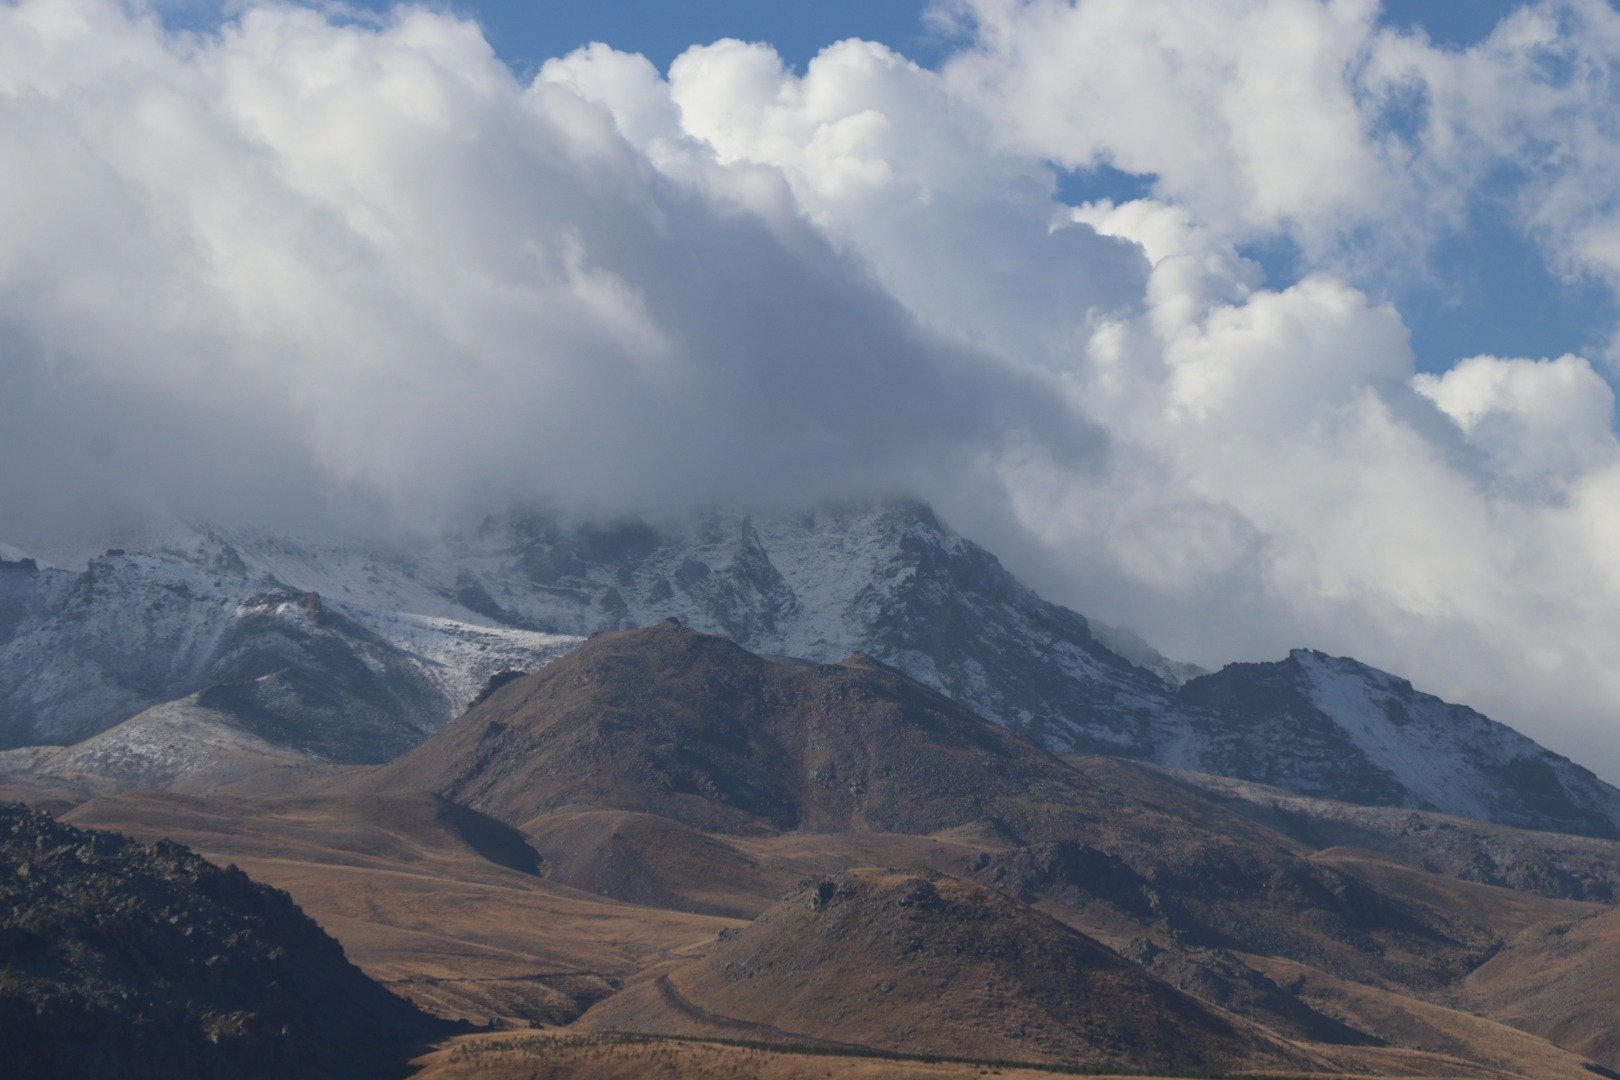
0, 541, 576, 758
131, 500, 1620, 836
1168, 650, 1620, 838
210, 501, 1179, 754
0, 690, 314, 793
0, 542, 38, 565
1089, 621, 1208, 686
5, 497, 1618, 839
265, 498, 1620, 838
335, 605, 578, 717
187, 527, 486, 625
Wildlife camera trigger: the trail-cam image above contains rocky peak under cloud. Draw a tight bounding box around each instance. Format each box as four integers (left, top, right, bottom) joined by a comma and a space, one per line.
4, 497, 1619, 839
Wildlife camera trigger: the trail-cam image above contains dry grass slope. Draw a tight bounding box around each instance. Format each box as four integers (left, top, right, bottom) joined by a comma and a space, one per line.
410, 1031, 1220, 1080
60, 790, 737, 1025
580, 868, 1313, 1074
1461, 903, 1620, 1069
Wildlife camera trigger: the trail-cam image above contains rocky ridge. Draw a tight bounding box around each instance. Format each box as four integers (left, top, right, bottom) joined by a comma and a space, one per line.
0, 803, 442, 1078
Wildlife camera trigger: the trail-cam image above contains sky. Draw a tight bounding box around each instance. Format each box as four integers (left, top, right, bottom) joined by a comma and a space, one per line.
322, 0, 1597, 371
7, 0, 1620, 779
379, 0, 1604, 372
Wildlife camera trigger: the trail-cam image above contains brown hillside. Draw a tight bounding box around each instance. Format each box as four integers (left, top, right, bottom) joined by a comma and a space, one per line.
60, 789, 731, 1025
356, 623, 1507, 993
9, 612, 1607, 1075
1461, 903, 1620, 1069
35, 623, 1615, 1078
580, 868, 1314, 1074
411, 1029, 1604, 1080
1245, 953, 1607, 1080
35, 778, 1607, 1078
523, 808, 795, 918
411, 1031, 1224, 1080
361, 620, 1097, 836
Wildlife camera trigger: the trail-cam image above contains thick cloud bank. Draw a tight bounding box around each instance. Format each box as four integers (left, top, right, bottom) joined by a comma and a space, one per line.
0, 0, 1081, 535
5, 0, 1620, 778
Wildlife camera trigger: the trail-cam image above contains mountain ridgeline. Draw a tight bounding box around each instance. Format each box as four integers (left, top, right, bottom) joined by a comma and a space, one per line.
0, 541, 573, 763
355, 622, 1524, 999
361, 621, 1108, 835
3, 499, 1618, 837
14, 621, 1620, 1078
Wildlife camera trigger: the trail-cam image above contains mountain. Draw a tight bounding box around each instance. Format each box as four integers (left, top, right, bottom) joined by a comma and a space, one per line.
219, 500, 1620, 836
0, 670, 364, 795
0, 694, 309, 795
357, 623, 1515, 1001
359, 619, 1133, 836
1168, 650, 1620, 838
7, 498, 1619, 838
341, 626, 1614, 1071
193, 500, 1175, 756
29, 623, 1620, 1078
578, 868, 1311, 1073
0, 541, 574, 759
0, 802, 443, 1078
1143, 763, 1620, 903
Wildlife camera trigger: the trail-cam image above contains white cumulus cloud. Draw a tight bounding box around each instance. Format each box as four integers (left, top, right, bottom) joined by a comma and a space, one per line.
0, 0, 1075, 539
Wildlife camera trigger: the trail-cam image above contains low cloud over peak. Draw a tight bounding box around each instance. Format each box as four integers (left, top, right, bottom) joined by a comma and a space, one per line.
0, 0, 1087, 536
6, 0, 1620, 780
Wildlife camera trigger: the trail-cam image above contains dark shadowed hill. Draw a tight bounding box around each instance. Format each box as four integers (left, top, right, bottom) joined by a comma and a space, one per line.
580, 868, 1315, 1073
0, 803, 445, 1079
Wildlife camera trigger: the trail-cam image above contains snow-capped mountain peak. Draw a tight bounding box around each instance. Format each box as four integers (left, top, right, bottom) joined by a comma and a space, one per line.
0, 538, 576, 759
5, 497, 1618, 839
1168, 648, 1620, 838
